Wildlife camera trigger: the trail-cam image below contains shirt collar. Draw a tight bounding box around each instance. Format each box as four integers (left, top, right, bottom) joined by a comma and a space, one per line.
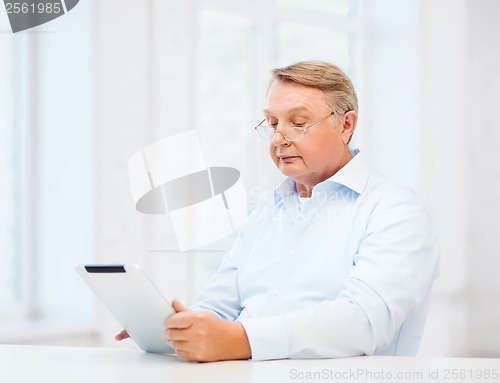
326, 149, 370, 194
274, 149, 370, 203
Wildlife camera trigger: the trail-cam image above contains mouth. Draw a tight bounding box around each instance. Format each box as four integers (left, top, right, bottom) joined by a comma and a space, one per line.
278, 155, 300, 163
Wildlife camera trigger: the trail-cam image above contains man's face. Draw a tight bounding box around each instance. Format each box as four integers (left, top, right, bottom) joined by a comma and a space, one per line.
265, 80, 354, 190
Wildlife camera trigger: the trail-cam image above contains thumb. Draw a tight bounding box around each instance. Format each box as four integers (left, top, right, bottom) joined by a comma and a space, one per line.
172, 298, 189, 313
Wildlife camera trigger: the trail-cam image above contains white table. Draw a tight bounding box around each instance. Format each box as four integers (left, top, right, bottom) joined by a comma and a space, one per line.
0, 344, 499, 383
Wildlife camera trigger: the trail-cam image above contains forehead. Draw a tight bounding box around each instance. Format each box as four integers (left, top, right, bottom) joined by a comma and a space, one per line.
265, 80, 329, 115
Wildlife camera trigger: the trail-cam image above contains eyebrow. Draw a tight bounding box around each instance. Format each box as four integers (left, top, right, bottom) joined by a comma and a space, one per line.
262, 106, 313, 116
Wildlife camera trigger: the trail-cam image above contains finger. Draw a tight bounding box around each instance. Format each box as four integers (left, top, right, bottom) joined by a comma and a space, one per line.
169, 339, 197, 358
172, 299, 189, 313
115, 330, 130, 341
168, 338, 190, 351
164, 328, 189, 342
175, 348, 193, 362
164, 311, 194, 329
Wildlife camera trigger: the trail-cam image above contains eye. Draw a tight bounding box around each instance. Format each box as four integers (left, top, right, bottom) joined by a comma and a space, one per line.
292, 122, 305, 128
267, 120, 278, 128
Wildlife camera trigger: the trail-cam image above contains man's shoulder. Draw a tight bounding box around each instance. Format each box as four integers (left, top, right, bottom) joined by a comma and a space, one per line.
364, 168, 424, 208
360, 170, 436, 242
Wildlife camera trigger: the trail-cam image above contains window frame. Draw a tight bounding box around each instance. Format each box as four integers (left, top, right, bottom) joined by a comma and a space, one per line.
0, 30, 35, 323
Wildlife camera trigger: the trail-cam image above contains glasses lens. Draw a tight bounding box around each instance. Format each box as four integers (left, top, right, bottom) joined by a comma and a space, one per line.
255, 126, 304, 141
256, 126, 275, 140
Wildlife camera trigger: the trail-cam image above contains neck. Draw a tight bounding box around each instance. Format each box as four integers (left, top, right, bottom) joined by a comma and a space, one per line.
294, 148, 353, 198
296, 184, 313, 198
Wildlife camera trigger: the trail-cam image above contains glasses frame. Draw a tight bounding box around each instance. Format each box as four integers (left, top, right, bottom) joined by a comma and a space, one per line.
254, 111, 335, 142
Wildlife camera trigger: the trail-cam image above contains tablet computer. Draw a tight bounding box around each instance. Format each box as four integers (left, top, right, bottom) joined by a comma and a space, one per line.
76, 264, 175, 353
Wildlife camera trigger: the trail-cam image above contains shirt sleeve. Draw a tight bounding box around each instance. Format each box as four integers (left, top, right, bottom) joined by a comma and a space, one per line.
190, 211, 253, 321
240, 189, 440, 360
190, 247, 242, 321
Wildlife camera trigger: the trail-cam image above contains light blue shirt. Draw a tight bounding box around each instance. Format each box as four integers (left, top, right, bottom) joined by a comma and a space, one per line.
192, 150, 440, 360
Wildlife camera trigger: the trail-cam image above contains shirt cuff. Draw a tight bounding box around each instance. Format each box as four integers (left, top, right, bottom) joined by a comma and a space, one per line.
239, 316, 290, 361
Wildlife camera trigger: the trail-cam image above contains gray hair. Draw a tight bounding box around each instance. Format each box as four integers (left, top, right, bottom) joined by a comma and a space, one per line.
271, 61, 358, 116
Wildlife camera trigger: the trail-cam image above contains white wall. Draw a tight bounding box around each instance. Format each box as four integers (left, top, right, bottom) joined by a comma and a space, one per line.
416, 0, 471, 356
361, 0, 419, 190
465, 0, 500, 357
416, 0, 500, 357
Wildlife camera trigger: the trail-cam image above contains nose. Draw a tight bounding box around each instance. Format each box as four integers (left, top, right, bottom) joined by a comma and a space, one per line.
271, 130, 289, 147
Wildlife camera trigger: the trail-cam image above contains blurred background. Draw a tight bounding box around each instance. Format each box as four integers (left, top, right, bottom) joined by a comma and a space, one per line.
1, 0, 499, 357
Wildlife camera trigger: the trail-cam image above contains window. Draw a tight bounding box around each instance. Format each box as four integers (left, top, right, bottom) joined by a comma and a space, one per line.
276, 0, 355, 16
0, 12, 29, 321
0, 2, 95, 333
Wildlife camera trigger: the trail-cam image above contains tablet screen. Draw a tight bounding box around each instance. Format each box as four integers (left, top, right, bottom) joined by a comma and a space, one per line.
76, 264, 175, 353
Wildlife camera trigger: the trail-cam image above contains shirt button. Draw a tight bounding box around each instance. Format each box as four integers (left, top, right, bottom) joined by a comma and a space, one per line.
288, 249, 295, 256
272, 289, 279, 295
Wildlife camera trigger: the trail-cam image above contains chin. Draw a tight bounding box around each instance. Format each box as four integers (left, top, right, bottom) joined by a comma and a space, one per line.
279, 167, 302, 178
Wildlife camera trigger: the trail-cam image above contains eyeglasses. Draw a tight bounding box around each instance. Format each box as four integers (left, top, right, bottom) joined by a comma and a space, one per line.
254, 111, 335, 142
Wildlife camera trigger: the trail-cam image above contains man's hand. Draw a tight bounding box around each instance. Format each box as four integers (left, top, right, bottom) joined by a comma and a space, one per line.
164, 299, 252, 362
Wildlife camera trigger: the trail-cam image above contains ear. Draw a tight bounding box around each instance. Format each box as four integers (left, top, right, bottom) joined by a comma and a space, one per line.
341, 110, 358, 144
